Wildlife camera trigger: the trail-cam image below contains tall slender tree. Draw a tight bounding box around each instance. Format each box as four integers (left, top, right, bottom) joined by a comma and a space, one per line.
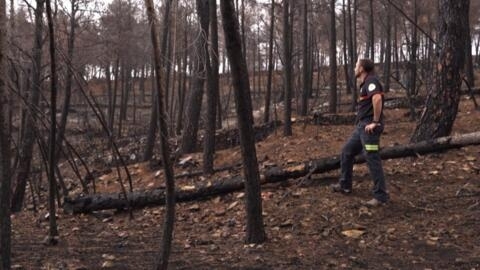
282, 0, 292, 136
383, 1, 392, 93
347, 0, 357, 111
180, 0, 210, 154
328, 0, 337, 113
175, 20, 189, 136
145, 0, 176, 269
366, 0, 374, 59
209, 0, 222, 130
203, 0, 216, 174
464, 6, 474, 88
263, 0, 275, 124
342, 0, 351, 96
45, 0, 59, 245
407, 0, 418, 121
144, 0, 173, 161
203, 0, 220, 174
220, 0, 266, 244
300, 0, 309, 116
0, 0, 12, 267
55, 0, 78, 158
11, 0, 45, 213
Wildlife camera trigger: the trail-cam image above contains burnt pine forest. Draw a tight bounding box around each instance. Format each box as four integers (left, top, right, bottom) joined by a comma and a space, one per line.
1, 0, 480, 269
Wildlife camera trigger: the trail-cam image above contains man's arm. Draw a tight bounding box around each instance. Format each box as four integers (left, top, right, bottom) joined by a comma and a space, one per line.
365, 93, 383, 134
371, 93, 383, 123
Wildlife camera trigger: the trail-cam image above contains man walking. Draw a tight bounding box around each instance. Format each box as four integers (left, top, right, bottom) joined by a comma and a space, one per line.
331, 58, 389, 206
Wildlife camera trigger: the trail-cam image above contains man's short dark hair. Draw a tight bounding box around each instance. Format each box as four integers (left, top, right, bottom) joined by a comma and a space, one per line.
358, 59, 375, 73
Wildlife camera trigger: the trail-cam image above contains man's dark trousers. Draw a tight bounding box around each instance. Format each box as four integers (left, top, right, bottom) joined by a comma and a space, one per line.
339, 121, 389, 202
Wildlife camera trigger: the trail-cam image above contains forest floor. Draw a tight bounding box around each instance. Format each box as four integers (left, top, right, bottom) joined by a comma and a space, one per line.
10, 97, 480, 270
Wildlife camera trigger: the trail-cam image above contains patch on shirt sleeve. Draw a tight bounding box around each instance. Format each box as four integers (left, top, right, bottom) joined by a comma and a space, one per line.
368, 83, 376, 92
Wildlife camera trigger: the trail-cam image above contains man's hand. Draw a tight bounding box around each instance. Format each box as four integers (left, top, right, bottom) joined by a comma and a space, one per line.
365, 123, 378, 134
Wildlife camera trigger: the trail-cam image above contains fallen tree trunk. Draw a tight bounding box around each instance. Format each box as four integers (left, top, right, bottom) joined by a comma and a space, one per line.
64, 131, 480, 213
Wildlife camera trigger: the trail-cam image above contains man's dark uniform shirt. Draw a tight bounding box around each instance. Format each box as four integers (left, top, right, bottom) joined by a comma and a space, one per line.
356, 74, 384, 123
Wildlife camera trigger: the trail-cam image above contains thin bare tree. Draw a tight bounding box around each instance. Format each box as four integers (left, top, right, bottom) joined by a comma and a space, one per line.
180, 0, 210, 154
347, 0, 357, 111
383, 1, 392, 92
263, 0, 275, 124
300, 0, 309, 116
45, 0, 59, 245
366, 0, 374, 59
11, 0, 45, 213
0, 0, 12, 267
143, 0, 173, 161
406, 0, 418, 121
220, 0, 266, 244
203, 0, 217, 174
328, 0, 337, 113
145, 0, 176, 268
282, 0, 292, 136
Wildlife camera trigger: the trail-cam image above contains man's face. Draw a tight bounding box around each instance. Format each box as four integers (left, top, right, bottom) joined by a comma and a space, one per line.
354, 60, 362, 78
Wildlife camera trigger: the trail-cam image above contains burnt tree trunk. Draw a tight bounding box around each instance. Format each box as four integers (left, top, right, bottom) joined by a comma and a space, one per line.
347, 0, 357, 111
64, 131, 480, 214
263, 0, 275, 124
342, 0, 351, 99
283, 0, 292, 136
203, 0, 217, 175
180, 0, 210, 154
328, 0, 337, 113
464, 8, 474, 88
55, 0, 77, 158
175, 23, 189, 136
108, 57, 120, 133
366, 0, 374, 59
45, 0, 59, 244
145, 0, 176, 269
11, 0, 45, 213
411, 0, 469, 142
300, 0, 309, 116
406, 0, 418, 121
143, 0, 173, 161
220, 0, 266, 244
384, 1, 392, 93
209, 0, 221, 131
106, 63, 113, 127
0, 0, 12, 266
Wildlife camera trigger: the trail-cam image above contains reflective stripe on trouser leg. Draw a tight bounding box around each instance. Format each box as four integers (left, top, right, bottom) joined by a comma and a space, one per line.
360, 125, 389, 202
365, 144, 379, 152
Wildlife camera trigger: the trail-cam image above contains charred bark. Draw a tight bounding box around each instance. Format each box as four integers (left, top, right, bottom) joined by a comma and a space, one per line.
45, 0, 59, 244
11, 0, 45, 212
220, 0, 266, 244
0, 0, 12, 266
180, 0, 210, 154
145, 0, 176, 268
65, 131, 480, 214
300, 0, 309, 116
328, 0, 337, 113
411, 0, 469, 142
203, 0, 216, 174
282, 0, 292, 136
143, 0, 173, 162
263, 0, 275, 124
55, 0, 77, 159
